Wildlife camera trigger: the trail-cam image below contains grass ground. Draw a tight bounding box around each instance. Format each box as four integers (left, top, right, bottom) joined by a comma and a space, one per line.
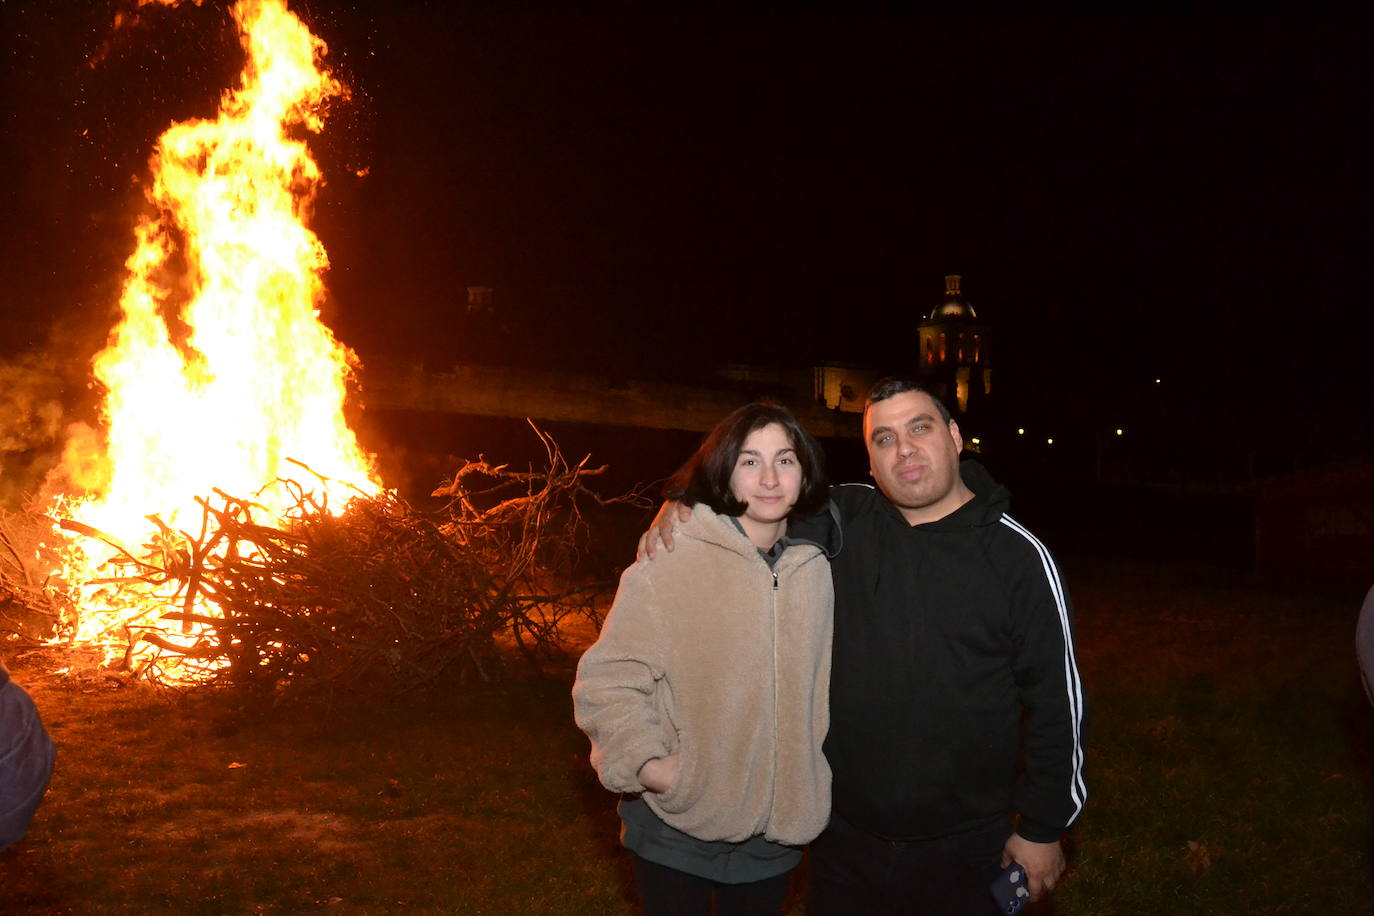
1, 557, 1370, 914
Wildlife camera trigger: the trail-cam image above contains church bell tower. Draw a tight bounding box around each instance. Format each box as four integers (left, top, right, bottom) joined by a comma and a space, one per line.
916, 274, 991, 415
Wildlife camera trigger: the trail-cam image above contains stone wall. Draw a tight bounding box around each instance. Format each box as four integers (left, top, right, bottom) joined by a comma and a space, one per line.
360, 361, 863, 439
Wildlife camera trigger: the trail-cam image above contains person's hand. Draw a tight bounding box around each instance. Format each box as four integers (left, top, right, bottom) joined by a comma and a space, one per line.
636, 501, 692, 559
638, 755, 680, 793
1001, 833, 1066, 901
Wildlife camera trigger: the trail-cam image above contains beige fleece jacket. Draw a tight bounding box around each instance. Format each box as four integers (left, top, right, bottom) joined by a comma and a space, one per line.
573, 503, 833, 846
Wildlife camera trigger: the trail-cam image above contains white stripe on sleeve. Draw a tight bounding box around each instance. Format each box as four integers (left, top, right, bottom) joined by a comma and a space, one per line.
999, 514, 1087, 824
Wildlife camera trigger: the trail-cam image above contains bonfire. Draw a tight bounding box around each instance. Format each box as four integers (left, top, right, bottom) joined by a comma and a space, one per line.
0, 0, 633, 697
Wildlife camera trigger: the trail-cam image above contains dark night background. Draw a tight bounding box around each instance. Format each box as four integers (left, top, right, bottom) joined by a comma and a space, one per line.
3, 1, 1373, 501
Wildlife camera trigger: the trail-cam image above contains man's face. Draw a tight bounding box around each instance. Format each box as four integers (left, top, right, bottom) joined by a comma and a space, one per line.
863, 390, 969, 525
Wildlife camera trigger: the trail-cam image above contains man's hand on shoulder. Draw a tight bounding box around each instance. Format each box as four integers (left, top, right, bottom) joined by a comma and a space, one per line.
636, 501, 692, 559
1001, 833, 1066, 901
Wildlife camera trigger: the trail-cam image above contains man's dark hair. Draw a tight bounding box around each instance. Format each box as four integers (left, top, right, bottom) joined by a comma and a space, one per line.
864, 377, 952, 425
664, 402, 829, 518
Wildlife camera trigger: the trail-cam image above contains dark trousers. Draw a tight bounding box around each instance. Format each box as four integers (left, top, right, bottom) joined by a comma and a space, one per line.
632, 854, 793, 916
807, 813, 1006, 916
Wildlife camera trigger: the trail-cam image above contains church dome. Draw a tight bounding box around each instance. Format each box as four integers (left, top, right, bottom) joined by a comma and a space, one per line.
926, 274, 978, 321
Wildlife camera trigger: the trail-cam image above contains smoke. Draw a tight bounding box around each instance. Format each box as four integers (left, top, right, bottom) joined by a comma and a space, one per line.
0, 352, 68, 509
0, 314, 115, 510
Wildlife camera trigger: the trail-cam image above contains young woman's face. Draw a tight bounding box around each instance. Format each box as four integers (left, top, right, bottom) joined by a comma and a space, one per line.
729, 422, 803, 528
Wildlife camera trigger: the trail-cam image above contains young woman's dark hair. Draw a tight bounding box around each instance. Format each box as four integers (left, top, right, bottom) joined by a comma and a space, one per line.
663, 403, 828, 519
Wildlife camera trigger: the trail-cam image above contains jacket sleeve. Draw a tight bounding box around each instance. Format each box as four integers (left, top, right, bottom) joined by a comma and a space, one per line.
1005, 534, 1088, 843
0, 676, 57, 851
572, 563, 673, 794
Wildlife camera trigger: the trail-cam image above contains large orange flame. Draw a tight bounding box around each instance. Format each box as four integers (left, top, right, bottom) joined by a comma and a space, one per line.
52, 0, 378, 672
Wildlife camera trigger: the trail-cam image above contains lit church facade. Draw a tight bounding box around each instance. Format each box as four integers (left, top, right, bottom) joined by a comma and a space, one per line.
813, 274, 992, 420
916, 274, 991, 415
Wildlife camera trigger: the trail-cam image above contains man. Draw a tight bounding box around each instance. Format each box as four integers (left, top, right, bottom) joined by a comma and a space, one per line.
644, 379, 1085, 913
799, 378, 1085, 914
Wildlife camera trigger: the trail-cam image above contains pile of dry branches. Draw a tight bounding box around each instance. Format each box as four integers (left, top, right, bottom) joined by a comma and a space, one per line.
0, 508, 65, 642
3, 426, 644, 698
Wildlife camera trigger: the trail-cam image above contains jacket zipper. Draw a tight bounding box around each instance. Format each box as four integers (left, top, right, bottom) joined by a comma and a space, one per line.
769, 564, 780, 824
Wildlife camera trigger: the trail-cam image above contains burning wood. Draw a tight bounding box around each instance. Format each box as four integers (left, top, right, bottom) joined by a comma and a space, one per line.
6, 426, 643, 699
3, 0, 643, 697
33, 0, 381, 671
0, 511, 65, 640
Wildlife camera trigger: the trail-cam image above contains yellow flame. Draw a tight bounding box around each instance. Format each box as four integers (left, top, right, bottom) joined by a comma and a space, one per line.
54, 0, 378, 670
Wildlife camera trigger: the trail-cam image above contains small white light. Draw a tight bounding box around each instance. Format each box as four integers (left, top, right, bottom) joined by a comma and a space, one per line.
1115, 428, 1124, 436
1154, 378, 1162, 384
1016, 428, 1025, 435
971, 437, 981, 445
1046, 438, 1054, 445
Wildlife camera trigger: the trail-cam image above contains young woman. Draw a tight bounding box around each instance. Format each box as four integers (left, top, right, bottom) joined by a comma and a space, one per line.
573, 403, 837, 916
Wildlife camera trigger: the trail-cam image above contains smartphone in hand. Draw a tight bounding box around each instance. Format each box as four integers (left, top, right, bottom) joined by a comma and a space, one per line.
989, 861, 1032, 914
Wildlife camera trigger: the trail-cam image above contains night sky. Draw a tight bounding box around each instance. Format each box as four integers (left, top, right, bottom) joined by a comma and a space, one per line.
3, 2, 1373, 477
